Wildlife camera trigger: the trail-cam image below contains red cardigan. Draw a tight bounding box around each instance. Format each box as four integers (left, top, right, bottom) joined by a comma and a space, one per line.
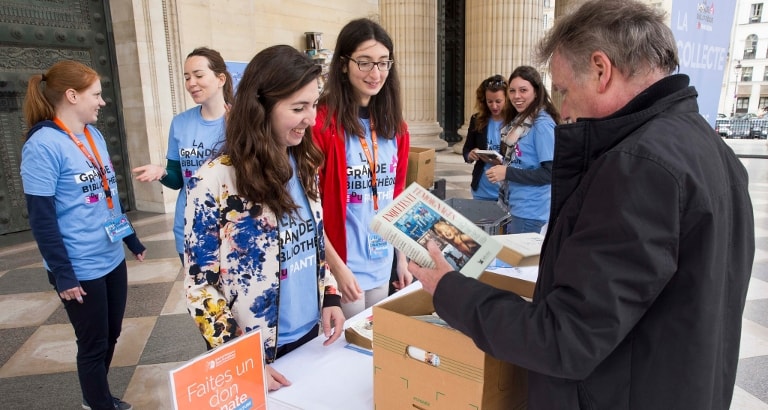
312, 105, 410, 262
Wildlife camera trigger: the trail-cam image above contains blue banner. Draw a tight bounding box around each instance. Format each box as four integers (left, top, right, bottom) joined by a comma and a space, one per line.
671, 1, 736, 125
225, 61, 248, 94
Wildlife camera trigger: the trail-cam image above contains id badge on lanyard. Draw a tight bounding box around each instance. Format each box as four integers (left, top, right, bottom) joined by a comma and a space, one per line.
104, 213, 135, 243
367, 232, 389, 259
53, 118, 135, 243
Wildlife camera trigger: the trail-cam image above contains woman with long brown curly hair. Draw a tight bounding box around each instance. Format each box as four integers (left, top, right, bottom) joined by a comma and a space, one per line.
463, 74, 509, 200
184, 45, 343, 392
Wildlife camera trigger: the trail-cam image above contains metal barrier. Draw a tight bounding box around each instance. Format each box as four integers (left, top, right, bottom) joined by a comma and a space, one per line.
714, 118, 768, 139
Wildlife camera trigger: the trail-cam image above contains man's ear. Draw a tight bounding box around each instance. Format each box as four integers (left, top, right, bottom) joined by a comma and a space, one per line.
591, 51, 612, 93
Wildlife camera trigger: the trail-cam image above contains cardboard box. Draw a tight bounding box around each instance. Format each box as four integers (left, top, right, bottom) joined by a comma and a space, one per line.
407, 147, 436, 189
372, 271, 532, 409
445, 198, 512, 235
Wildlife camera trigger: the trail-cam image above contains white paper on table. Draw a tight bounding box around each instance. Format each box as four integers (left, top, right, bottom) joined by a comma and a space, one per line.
267, 281, 423, 410
486, 265, 539, 283
268, 337, 372, 410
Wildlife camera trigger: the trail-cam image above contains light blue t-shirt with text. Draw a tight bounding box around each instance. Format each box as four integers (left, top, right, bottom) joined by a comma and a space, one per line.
344, 119, 398, 290
278, 155, 319, 345
504, 110, 555, 221
473, 118, 502, 200
21, 125, 125, 279
167, 107, 225, 253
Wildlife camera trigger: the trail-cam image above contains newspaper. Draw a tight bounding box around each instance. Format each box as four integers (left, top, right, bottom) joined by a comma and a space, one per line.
370, 183, 502, 279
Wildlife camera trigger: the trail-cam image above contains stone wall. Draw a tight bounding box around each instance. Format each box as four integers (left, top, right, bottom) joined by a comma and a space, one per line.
109, 0, 380, 212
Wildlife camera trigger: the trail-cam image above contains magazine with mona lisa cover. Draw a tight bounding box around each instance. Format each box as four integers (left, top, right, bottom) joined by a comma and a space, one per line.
369, 182, 503, 279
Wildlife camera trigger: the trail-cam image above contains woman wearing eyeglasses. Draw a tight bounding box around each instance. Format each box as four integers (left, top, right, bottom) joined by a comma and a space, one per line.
463, 74, 509, 201
313, 18, 412, 318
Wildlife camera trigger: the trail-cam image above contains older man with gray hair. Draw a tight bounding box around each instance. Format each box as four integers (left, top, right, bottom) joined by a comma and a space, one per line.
410, 0, 755, 408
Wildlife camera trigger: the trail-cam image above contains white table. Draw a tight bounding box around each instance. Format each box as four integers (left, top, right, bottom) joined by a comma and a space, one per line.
266, 266, 537, 409
267, 282, 422, 410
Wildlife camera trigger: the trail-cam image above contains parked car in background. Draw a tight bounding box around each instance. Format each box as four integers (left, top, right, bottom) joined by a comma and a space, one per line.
750, 119, 768, 139
714, 117, 768, 138
716, 123, 733, 137
715, 118, 734, 138
728, 118, 751, 138
734, 112, 758, 120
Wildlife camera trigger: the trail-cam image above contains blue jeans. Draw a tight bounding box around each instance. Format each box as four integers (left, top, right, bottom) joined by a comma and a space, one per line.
56, 260, 128, 410
505, 216, 547, 234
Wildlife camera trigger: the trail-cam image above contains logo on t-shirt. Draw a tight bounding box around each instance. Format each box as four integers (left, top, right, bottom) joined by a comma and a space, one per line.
346, 159, 397, 204
278, 215, 317, 277
180, 140, 217, 170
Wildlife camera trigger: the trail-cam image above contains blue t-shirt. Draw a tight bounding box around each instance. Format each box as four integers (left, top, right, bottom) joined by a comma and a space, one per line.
167, 107, 225, 253
277, 155, 319, 345
473, 118, 502, 201
504, 110, 555, 221
344, 119, 398, 290
20, 125, 125, 279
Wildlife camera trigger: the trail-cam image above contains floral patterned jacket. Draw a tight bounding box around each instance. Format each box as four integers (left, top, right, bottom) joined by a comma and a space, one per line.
183, 155, 340, 362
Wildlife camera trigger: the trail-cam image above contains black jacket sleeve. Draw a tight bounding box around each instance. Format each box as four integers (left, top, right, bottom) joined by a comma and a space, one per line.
464, 116, 493, 191
118, 202, 146, 256
505, 161, 553, 185
462, 115, 483, 163
433, 154, 684, 381
322, 294, 342, 308
25, 194, 78, 292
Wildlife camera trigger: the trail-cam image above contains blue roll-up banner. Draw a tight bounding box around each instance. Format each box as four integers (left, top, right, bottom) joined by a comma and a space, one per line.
671, 1, 737, 126
225, 61, 248, 94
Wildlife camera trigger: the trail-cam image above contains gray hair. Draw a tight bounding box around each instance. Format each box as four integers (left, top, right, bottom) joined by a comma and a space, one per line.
537, 0, 679, 80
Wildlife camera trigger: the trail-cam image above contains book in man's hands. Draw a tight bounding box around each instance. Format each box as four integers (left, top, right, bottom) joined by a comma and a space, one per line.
370, 183, 502, 279
475, 149, 503, 164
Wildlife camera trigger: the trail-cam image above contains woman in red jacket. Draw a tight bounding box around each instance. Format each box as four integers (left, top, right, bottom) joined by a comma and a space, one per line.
313, 18, 412, 317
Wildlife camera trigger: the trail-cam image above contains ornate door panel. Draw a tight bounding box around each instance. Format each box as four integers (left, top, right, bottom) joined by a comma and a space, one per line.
0, 0, 129, 234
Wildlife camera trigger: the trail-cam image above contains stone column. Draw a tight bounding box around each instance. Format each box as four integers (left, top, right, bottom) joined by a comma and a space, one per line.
548, 0, 584, 111
454, 0, 545, 154
110, 0, 181, 212
381, 0, 448, 151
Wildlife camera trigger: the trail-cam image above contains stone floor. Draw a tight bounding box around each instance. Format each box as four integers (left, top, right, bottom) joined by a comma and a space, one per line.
0, 140, 767, 409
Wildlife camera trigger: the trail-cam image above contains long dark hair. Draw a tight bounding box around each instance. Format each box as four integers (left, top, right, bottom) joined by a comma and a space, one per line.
187, 47, 235, 106
504, 66, 561, 127
222, 45, 323, 217
319, 18, 404, 139
473, 74, 508, 131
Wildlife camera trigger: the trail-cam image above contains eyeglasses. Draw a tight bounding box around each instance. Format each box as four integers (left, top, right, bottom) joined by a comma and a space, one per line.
347, 57, 394, 72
